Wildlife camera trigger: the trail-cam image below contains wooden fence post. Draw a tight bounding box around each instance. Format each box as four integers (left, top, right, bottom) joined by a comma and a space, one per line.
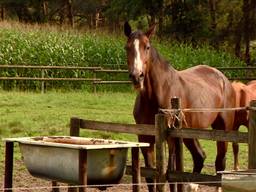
171, 98, 184, 192
4, 141, 14, 192
70, 117, 81, 137
132, 147, 140, 192
41, 69, 45, 94
248, 100, 256, 169
155, 113, 167, 192
68, 117, 81, 192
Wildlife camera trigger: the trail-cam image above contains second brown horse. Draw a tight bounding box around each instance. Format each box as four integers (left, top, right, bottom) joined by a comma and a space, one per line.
232, 80, 256, 170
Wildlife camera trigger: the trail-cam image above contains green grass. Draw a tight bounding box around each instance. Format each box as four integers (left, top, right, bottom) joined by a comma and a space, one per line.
0, 91, 249, 178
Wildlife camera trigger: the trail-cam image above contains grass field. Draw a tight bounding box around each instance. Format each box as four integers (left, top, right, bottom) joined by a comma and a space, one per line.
0, 91, 249, 180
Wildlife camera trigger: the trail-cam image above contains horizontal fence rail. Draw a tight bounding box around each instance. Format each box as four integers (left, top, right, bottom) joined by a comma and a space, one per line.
1, 65, 256, 92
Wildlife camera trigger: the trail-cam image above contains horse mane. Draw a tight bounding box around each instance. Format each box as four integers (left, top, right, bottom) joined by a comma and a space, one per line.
150, 46, 173, 72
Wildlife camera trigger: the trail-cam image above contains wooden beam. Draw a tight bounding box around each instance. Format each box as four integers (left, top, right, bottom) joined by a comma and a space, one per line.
79, 119, 155, 136
155, 114, 167, 192
168, 128, 248, 143
126, 166, 156, 179
248, 100, 256, 169
131, 148, 140, 192
126, 166, 221, 187
0, 77, 100, 81
4, 141, 14, 192
167, 171, 221, 187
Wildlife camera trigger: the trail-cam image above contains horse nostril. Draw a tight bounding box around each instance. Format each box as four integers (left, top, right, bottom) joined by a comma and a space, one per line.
139, 73, 144, 80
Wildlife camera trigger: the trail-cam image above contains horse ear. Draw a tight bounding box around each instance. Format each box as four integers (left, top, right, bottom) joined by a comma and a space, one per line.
124, 21, 132, 37
145, 24, 157, 38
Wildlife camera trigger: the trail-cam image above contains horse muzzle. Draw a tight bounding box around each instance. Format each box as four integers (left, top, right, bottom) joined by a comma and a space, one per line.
129, 73, 144, 90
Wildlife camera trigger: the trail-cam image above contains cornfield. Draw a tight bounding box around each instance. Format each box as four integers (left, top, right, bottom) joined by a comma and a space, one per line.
0, 21, 246, 91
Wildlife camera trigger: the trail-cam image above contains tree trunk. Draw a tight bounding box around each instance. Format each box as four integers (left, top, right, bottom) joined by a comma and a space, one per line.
1, 4, 5, 20
209, 0, 216, 32
243, 0, 251, 65
67, 0, 74, 28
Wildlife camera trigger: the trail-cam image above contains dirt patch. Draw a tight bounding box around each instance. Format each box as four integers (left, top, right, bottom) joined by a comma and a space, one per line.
0, 160, 217, 192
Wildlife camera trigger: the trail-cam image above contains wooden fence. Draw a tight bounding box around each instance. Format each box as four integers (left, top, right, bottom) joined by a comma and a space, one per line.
66, 98, 256, 192
1, 65, 256, 92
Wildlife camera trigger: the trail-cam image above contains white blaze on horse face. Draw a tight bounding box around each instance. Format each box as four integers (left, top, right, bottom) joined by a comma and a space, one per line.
133, 39, 144, 90
133, 39, 143, 75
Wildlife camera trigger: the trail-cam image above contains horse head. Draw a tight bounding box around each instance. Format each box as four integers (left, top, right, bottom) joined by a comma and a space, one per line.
124, 22, 156, 91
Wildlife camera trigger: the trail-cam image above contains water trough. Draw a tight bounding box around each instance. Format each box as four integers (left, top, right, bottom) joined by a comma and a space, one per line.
5, 136, 149, 189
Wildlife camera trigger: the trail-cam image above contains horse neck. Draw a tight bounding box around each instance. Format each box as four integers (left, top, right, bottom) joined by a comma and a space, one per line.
142, 47, 179, 106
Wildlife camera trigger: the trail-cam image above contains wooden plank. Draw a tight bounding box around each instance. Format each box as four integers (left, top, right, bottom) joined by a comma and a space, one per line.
95, 69, 128, 73
79, 119, 155, 136
168, 128, 248, 143
79, 150, 88, 192
167, 171, 221, 187
4, 141, 14, 192
126, 166, 221, 187
126, 166, 156, 179
131, 148, 140, 192
0, 77, 100, 81
155, 114, 167, 192
171, 97, 184, 192
248, 100, 256, 169
70, 117, 81, 137
0, 65, 101, 70
93, 80, 131, 84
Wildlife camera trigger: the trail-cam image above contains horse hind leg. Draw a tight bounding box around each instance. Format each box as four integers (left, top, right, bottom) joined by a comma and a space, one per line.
183, 138, 206, 173
232, 124, 240, 170
212, 115, 230, 172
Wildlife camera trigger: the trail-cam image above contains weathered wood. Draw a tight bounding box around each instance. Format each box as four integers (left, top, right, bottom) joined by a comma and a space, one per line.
126, 166, 156, 179
70, 117, 81, 137
168, 128, 248, 143
132, 148, 140, 192
79, 119, 155, 136
126, 166, 221, 187
0, 77, 100, 81
0, 65, 101, 70
168, 171, 221, 187
155, 114, 167, 192
93, 80, 131, 84
171, 97, 184, 192
4, 141, 14, 192
248, 100, 256, 169
79, 149, 88, 192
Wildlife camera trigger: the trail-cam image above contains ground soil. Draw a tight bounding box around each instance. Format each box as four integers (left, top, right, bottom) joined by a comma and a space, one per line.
0, 159, 218, 192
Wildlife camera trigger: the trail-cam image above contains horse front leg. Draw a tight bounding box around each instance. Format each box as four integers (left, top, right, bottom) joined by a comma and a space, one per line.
138, 135, 156, 192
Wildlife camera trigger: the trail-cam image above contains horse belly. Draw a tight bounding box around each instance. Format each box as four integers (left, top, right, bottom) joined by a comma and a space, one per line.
184, 112, 219, 129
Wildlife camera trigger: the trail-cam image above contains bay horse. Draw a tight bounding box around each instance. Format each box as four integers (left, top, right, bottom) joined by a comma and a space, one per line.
124, 22, 235, 191
232, 80, 256, 170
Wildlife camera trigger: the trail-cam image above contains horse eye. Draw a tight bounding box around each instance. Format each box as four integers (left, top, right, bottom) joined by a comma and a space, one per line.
145, 45, 150, 50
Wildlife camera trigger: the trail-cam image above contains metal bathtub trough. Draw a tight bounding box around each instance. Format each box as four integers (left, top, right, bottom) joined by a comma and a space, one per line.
220, 170, 256, 192
6, 136, 149, 187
